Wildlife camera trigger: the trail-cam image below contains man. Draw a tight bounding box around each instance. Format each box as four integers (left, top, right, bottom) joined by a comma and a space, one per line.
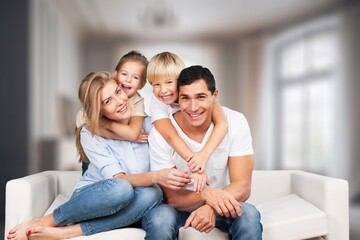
143, 65, 262, 240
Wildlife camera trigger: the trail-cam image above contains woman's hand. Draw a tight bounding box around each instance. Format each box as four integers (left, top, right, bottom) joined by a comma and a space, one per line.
154, 168, 192, 189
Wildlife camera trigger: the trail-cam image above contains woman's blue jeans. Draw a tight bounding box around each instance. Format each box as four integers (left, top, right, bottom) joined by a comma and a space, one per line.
52, 178, 163, 235
142, 202, 263, 240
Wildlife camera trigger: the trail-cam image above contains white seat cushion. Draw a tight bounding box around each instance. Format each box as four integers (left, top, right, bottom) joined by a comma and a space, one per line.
257, 194, 328, 240
179, 227, 228, 240
44, 194, 69, 215
43, 194, 146, 239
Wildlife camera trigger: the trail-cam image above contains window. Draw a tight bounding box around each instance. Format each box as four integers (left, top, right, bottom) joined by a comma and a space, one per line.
276, 29, 337, 174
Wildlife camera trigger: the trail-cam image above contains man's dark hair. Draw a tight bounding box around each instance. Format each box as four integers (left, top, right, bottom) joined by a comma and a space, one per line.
177, 65, 216, 94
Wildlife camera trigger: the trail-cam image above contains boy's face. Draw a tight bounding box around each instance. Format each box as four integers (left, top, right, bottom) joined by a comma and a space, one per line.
115, 61, 145, 98
151, 76, 178, 105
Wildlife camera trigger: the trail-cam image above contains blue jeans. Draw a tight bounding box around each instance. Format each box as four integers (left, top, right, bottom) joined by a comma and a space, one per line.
142, 202, 263, 240
52, 178, 163, 235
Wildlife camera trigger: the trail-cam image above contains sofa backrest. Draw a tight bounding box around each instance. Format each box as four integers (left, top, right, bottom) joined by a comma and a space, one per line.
247, 170, 293, 205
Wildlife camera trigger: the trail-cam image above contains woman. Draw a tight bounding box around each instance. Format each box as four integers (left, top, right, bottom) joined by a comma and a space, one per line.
7, 71, 192, 240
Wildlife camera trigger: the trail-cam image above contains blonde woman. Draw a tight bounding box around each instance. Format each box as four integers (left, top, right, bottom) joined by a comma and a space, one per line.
7, 71, 191, 240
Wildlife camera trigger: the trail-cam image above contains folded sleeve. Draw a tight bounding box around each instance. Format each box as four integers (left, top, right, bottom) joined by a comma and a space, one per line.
80, 128, 124, 178
228, 112, 254, 157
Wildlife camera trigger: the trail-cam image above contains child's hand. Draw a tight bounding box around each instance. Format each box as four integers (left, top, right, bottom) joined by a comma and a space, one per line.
135, 131, 149, 143
186, 151, 210, 174
191, 171, 208, 194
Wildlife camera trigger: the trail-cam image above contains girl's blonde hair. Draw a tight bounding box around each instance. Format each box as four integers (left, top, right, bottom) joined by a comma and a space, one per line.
75, 71, 116, 162
114, 50, 149, 89
147, 52, 185, 84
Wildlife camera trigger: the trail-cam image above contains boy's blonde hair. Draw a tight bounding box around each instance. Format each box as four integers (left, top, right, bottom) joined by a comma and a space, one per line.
115, 50, 149, 89
147, 52, 185, 84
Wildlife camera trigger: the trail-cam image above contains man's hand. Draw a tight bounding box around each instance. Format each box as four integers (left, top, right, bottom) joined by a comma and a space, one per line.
191, 171, 208, 194
184, 204, 216, 233
201, 187, 242, 218
154, 168, 192, 189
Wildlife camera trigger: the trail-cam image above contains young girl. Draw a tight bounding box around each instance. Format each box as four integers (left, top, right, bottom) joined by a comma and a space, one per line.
7, 72, 191, 240
147, 52, 228, 193
76, 50, 149, 174
76, 50, 148, 142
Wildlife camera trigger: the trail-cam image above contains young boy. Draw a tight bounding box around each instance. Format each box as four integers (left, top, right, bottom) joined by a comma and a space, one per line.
147, 52, 228, 193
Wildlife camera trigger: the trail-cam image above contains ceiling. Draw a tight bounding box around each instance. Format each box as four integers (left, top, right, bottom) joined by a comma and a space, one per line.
56, 0, 341, 40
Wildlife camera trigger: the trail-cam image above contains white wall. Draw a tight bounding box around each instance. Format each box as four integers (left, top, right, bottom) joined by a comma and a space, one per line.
30, 0, 82, 172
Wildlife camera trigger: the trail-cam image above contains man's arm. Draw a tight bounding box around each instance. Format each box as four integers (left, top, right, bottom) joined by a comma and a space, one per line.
224, 154, 253, 201
164, 154, 254, 216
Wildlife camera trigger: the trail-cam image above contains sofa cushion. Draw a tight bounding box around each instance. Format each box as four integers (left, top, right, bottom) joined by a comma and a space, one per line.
43, 194, 146, 239
43, 194, 328, 240
70, 228, 145, 239
257, 194, 328, 240
179, 226, 228, 240
44, 194, 69, 215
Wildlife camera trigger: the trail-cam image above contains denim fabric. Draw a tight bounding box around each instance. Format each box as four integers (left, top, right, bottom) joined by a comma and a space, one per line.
142, 202, 263, 240
53, 178, 163, 236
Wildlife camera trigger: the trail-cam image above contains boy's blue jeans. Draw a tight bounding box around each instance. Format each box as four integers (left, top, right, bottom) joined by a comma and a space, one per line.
142, 202, 263, 240
52, 178, 163, 235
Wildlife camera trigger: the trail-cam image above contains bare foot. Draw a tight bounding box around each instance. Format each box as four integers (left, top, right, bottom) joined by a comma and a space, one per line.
7, 219, 37, 240
27, 225, 83, 240
7, 215, 55, 240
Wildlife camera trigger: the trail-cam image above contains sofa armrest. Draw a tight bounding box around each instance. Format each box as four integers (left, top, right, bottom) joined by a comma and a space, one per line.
291, 171, 349, 240
5, 171, 62, 237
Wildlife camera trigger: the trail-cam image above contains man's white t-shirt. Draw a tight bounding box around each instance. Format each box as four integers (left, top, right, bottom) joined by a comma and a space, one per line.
149, 107, 254, 190
149, 96, 180, 123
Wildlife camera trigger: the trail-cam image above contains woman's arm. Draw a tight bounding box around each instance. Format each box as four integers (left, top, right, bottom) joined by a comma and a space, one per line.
113, 168, 192, 188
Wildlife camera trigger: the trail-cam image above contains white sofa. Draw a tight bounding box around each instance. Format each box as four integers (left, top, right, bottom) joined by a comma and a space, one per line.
5, 170, 349, 240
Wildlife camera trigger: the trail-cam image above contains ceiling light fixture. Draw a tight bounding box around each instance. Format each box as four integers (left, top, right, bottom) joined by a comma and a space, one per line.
139, 0, 177, 28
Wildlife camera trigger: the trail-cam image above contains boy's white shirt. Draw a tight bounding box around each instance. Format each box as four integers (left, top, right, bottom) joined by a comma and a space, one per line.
149, 107, 254, 190
149, 95, 180, 123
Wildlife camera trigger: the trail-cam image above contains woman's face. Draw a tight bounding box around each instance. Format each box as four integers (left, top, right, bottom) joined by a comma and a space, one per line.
100, 80, 131, 121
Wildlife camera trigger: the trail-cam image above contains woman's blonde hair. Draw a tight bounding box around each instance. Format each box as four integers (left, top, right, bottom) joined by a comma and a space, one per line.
75, 71, 116, 162
147, 52, 185, 84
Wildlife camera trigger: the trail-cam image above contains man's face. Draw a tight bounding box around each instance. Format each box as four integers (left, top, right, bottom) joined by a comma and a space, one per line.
178, 79, 216, 128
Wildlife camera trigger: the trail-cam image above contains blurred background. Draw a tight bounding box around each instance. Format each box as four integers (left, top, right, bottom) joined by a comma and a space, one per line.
1, 0, 360, 238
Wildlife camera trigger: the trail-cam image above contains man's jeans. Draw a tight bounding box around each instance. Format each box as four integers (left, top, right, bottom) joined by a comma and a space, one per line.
52, 178, 163, 235
142, 202, 263, 240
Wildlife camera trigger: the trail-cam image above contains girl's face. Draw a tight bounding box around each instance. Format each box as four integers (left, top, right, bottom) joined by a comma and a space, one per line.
116, 61, 145, 98
100, 80, 130, 122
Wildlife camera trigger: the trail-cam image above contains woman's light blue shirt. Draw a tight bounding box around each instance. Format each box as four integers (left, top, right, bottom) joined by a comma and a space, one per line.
76, 117, 152, 190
